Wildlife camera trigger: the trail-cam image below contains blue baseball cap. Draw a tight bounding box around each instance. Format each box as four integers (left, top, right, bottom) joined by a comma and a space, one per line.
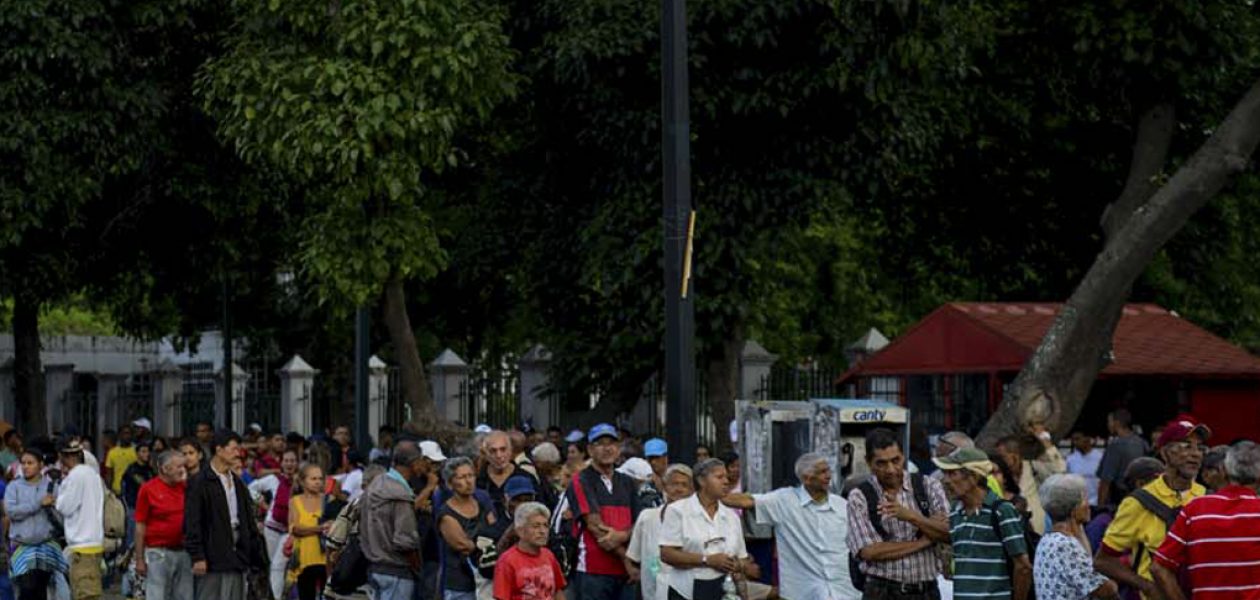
644, 438, 668, 458
588, 423, 619, 443
504, 475, 536, 499
565, 429, 585, 443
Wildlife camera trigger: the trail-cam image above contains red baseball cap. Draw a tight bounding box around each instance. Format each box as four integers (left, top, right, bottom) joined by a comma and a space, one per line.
1156, 415, 1212, 449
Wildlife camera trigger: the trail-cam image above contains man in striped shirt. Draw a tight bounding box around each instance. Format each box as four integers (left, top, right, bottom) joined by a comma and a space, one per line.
1151, 440, 1260, 599
935, 447, 1032, 600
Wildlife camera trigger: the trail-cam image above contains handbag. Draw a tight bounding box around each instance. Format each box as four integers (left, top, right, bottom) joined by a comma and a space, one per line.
328, 537, 369, 594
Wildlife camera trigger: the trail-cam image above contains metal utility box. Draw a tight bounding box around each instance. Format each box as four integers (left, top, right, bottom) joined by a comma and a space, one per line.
810, 398, 911, 493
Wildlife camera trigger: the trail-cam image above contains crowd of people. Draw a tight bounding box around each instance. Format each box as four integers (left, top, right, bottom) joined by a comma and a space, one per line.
0, 408, 1257, 600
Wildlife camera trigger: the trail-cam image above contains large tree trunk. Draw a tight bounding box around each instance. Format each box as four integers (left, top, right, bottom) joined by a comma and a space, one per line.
13, 295, 45, 435
978, 77, 1260, 447
705, 327, 743, 456
381, 277, 443, 431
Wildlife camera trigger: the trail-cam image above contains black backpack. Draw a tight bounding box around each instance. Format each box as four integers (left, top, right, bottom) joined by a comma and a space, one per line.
848, 473, 932, 591
548, 494, 581, 578
987, 499, 1039, 600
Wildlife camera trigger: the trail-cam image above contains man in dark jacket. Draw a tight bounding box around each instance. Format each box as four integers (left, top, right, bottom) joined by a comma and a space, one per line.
185, 429, 266, 600
361, 444, 423, 600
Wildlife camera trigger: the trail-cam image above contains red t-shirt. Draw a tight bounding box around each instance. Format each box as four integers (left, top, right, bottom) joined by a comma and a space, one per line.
493, 546, 567, 600
1153, 484, 1260, 597
135, 478, 187, 548
252, 453, 280, 477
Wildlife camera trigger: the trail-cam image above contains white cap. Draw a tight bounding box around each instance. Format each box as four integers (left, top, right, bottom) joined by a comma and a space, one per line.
419, 440, 447, 462
616, 457, 654, 481
474, 424, 493, 434
248, 422, 263, 433
132, 418, 152, 431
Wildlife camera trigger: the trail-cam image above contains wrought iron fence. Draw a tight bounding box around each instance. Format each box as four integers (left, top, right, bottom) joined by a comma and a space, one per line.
757, 363, 842, 401
631, 369, 714, 447
244, 357, 281, 433
458, 362, 519, 429
116, 374, 153, 425
176, 362, 216, 436
60, 390, 98, 438
385, 367, 411, 427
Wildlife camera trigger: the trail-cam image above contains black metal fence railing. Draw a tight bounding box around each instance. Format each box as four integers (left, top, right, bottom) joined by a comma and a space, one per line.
757, 364, 842, 401
638, 368, 713, 447
458, 363, 519, 430
244, 357, 282, 433
116, 374, 154, 426
176, 362, 217, 436
61, 390, 98, 438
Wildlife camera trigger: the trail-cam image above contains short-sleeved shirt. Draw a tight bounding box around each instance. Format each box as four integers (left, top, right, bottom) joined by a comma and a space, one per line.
846, 472, 949, 583
1066, 449, 1104, 506
135, 478, 186, 548
1101, 476, 1204, 588
565, 466, 639, 577
754, 487, 857, 600
1152, 484, 1260, 597
106, 445, 138, 494
626, 507, 668, 600
949, 491, 1028, 600
1034, 532, 1107, 600
1097, 434, 1148, 484
493, 545, 567, 600
659, 494, 747, 600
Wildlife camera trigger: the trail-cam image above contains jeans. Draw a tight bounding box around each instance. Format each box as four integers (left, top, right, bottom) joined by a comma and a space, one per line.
195, 572, 246, 600
371, 573, 416, 600
263, 528, 289, 600
144, 548, 193, 600
572, 573, 633, 600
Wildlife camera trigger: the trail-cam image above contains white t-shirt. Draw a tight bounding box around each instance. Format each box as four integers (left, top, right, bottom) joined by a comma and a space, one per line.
1066, 449, 1104, 506
627, 507, 670, 600
340, 469, 364, 501
659, 494, 747, 600
55, 463, 105, 550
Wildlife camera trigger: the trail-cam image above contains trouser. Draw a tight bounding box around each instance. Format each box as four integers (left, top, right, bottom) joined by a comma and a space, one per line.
67, 551, 102, 600
667, 578, 724, 600
417, 563, 440, 600
861, 576, 940, 600
144, 548, 194, 600
572, 573, 633, 600
264, 528, 289, 600
296, 566, 326, 600
370, 573, 416, 600
196, 572, 246, 600
14, 571, 51, 600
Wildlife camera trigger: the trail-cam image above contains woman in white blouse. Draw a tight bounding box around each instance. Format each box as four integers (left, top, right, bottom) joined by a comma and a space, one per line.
1033, 474, 1118, 600
660, 458, 755, 600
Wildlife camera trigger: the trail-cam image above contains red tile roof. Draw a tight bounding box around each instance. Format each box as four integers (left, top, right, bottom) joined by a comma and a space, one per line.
846, 302, 1260, 379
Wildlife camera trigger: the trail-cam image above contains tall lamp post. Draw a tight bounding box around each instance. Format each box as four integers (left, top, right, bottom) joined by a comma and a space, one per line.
662, 0, 697, 462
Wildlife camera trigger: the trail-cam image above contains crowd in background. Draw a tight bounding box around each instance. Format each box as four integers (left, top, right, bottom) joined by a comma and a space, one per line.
0, 407, 1258, 600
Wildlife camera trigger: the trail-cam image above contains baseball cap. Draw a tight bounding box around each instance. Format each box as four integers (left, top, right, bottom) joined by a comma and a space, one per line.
565, 429, 585, 444
419, 440, 447, 462
504, 475, 536, 500
59, 439, 86, 454
474, 424, 493, 434
588, 423, 618, 443
1156, 416, 1212, 449
132, 418, 153, 431
248, 422, 263, 433
644, 438, 668, 458
932, 447, 993, 478
617, 457, 654, 481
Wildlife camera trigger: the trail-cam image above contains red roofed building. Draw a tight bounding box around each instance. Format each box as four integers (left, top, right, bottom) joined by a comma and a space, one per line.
838, 302, 1260, 442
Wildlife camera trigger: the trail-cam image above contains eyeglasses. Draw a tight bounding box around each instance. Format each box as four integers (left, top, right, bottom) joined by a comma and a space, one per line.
1167, 441, 1209, 454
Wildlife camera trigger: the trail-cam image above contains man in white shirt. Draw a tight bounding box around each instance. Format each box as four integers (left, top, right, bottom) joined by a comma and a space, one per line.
1066, 431, 1104, 506
56, 439, 106, 600
723, 452, 859, 600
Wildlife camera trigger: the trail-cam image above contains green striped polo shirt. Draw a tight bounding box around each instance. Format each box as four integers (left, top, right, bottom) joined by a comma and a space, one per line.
948, 490, 1028, 599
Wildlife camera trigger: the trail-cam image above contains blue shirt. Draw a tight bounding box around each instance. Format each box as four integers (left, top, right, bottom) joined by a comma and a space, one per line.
753, 486, 858, 600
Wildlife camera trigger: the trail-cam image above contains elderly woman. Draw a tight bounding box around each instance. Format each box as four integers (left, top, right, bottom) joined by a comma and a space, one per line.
660, 459, 752, 600
438, 456, 497, 600
627, 464, 695, 600
1033, 474, 1118, 600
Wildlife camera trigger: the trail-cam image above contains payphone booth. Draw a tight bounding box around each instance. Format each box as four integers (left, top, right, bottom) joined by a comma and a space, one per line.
738, 398, 911, 536
810, 398, 911, 493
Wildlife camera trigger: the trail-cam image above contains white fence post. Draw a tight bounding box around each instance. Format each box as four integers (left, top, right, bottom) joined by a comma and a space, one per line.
740, 340, 778, 400
368, 355, 389, 438
279, 355, 318, 436
429, 349, 469, 425
518, 345, 553, 430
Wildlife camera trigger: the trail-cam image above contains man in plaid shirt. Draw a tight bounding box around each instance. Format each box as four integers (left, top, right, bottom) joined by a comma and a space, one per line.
847, 429, 951, 600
